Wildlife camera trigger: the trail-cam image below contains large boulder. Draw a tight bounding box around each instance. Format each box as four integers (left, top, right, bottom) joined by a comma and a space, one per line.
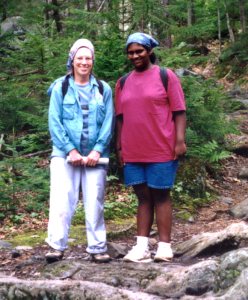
1, 16, 24, 36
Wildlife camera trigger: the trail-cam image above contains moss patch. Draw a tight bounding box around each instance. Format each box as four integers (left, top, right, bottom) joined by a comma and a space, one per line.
5, 218, 136, 247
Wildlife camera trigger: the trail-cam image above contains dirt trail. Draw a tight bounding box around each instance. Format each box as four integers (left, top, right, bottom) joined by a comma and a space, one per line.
172, 153, 248, 244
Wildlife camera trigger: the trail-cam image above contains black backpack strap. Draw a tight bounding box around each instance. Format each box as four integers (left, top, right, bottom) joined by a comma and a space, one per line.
62, 74, 70, 99
159, 67, 168, 92
120, 72, 131, 90
96, 79, 104, 96
120, 69, 168, 92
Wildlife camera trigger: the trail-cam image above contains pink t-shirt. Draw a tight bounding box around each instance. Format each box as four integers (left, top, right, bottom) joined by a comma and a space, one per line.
115, 65, 186, 162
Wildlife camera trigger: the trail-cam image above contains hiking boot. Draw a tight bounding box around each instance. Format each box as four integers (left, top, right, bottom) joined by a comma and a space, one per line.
154, 243, 173, 262
123, 245, 152, 263
91, 253, 111, 263
45, 249, 64, 263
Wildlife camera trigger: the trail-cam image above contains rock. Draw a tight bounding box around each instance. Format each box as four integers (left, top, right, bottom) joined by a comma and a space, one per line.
173, 222, 248, 258
225, 133, 248, 157
230, 198, 248, 219
15, 246, 33, 251
0, 277, 163, 300
1, 16, 24, 36
107, 242, 128, 258
0, 240, 12, 249
219, 248, 248, 290
145, 260, 218, 298
216, 268, 248, 299
238, 167, 248, 179
236, 99, 248, 109
219, 196, 234, 205
11, 249, 21, 258
175, 68, 203, 78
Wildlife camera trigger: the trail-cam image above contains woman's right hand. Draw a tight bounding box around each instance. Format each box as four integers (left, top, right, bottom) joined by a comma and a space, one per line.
68, 149, 85, 166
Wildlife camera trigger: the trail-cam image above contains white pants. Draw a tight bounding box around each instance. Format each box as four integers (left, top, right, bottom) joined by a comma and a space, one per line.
45, 157, 107, 253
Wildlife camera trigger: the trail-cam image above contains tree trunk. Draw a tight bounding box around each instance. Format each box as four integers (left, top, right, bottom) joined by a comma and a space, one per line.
217, 0, 222, 55
187, 0, 194, 26
223, 0, 235, 42
239, 0, 246, 33
1, 0, 7, 21
51, 0, 63, 33
158, 0, 172, 48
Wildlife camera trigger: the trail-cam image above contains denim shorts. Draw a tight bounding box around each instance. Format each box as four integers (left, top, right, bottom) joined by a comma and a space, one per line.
124, 160, 178, 189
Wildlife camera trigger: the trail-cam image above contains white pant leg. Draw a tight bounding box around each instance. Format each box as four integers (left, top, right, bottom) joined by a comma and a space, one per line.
81, 166, 107, 254
46, 157, 81, 251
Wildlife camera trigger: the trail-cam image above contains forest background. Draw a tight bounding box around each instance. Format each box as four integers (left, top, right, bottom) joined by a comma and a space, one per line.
0, 0, 247, 236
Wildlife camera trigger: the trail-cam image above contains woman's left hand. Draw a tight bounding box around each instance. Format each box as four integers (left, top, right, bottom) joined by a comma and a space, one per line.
85, 150, 101, 166
174, 140, 187, 160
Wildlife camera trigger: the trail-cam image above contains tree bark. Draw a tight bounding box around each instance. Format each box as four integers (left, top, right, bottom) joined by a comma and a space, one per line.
51, 0, 63, 33
187, 0, 194, 26
1, 0, 7, 21
223, 0, 235, 42
239, 0, 246, 33
158, 0, 172, 48
217, 0, 222, 55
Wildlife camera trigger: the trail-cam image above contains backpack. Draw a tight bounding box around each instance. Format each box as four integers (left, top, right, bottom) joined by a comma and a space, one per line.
119, 67, 168, 91
61, 74, 104, 98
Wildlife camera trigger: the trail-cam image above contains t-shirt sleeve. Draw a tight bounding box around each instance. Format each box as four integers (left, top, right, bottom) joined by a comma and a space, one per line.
167, 69, 186, 111
114, 79, 123, 116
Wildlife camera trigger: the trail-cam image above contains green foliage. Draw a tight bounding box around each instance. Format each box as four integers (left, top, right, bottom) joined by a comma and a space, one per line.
173, 158, 212, 220
158, 46, 209, 70
168, 0, 218, 44
188, 140, 230, 164
218, 33, 248, 78
0, 135, 49, 219
104, 193, 138, 220
0, 0, 246, 225
182, 76, 236, 154
72, 188, 137, 225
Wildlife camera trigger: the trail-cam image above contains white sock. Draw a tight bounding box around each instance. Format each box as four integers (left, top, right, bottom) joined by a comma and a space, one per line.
157, 242, 171, 250
136, 236, 149, 249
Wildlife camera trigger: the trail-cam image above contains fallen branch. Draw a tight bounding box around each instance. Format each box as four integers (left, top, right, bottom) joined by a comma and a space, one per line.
0, 69, 40, 81
22, 149, 51, 158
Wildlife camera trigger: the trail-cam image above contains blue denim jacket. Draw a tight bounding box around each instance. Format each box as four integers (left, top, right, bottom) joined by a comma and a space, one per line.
48, 75, 114, 158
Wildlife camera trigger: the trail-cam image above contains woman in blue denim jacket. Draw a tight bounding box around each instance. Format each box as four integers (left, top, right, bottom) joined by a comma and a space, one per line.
45, 38, 114, 263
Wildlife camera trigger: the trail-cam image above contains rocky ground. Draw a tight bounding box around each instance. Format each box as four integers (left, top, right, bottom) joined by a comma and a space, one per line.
0, 150, 247, 279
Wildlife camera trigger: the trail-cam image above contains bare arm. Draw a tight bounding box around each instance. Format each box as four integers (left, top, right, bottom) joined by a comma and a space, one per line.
173, 110, 187, 159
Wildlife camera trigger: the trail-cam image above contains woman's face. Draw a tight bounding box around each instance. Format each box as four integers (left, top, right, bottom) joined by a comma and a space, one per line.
73, 47, 93, 80
127, 43, 152, 71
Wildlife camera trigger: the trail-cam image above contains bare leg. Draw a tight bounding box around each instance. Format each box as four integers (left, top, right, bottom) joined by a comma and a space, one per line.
133, 183, 154, 237
151, 189, 172, 243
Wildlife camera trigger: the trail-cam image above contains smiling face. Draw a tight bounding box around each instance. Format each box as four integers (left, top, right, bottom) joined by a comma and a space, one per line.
127, 43, 152, 71
73, 47, 93, 83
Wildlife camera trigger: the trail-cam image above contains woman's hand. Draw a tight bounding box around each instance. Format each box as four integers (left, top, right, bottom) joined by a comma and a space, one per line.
85, 150, 100, 166
68, 149, 85, 166
174, 140, 187, 160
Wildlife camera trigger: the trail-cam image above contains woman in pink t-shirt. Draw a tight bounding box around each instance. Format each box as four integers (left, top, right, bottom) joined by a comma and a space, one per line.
115, 32, 186, 263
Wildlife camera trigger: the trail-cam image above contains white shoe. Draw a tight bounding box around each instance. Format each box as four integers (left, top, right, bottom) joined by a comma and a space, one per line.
123, 245, 152, 263
154, 243, 173, 262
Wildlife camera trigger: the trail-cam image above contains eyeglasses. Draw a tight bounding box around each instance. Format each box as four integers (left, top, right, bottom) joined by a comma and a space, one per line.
127, 49, 145, 56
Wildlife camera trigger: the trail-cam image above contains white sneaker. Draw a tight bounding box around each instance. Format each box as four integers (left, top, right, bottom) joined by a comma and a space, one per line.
154, 243, 173, 262
123, 245, 152, 263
